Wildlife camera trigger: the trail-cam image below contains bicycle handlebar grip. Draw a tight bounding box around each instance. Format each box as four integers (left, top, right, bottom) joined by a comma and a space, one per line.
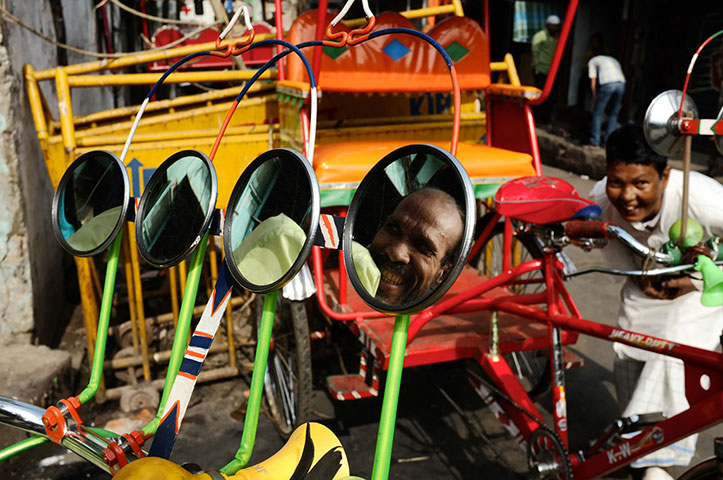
564, 220, 611, 239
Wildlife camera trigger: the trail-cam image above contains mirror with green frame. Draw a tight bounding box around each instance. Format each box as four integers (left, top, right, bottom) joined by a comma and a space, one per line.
343, 144, 475, 315
135, 150, 217, 268
52, 150, 130, 257
224, 148, 319, 292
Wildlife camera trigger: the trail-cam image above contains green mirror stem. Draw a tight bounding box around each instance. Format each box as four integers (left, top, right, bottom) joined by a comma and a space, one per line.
371, 314, 410, 480
78, 233, 123, 404
221, 289, 279, 475
143, 233, 209, 437
0, 436, 49, 461
0, 234, 124, 461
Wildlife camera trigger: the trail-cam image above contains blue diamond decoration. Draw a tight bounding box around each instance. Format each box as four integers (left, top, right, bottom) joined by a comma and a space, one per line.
383, 40, 411, 61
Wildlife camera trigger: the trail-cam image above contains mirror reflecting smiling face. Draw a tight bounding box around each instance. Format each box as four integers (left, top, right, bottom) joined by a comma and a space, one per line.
225, 151, 314, 290
54, 151, 127, 255
366, 188, 464, 304
138, 151, 215, 267
348, 145, 472, 312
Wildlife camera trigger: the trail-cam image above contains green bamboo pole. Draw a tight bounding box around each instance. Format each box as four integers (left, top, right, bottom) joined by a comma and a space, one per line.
220, 290, 278, 475
371, 314, 410, 480
78, 233, 123, 404
142, 232, 209, 437
0, 436, 49, 462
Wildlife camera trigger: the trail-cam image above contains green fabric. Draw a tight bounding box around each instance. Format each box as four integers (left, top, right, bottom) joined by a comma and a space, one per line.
232, 213, 305, 286
473, 183, 502, 199
320, 189, 356, 207
66, 205, 122, 252
531, 28, 556, 75
352, 241, 380, 297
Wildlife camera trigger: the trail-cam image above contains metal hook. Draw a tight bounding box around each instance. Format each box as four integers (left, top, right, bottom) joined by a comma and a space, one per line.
326, 0, 374, 47
213, 4, 255, 57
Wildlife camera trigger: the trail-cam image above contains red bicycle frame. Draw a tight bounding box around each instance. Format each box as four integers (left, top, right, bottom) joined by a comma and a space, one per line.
467, 249, 723, 479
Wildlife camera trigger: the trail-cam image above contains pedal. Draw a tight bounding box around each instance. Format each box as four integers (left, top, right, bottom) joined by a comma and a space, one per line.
326, 374, 379, 401
620, 412, 666, 433
562, 347, 584, 370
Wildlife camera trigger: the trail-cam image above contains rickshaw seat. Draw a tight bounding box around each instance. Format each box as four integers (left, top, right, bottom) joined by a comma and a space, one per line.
315, 140, 536, 207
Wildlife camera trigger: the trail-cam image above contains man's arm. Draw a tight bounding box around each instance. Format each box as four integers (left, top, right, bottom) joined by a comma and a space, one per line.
588, 59, 598, 105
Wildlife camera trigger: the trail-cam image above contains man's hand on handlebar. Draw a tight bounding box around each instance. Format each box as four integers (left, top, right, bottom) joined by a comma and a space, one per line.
635, 274, 697, 300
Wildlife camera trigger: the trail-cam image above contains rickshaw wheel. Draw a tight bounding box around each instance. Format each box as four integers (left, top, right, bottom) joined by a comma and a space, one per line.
676, 457, 719, 480
527, 428, 573, 480
471, 213, 551, 399
255, 294, 312, 439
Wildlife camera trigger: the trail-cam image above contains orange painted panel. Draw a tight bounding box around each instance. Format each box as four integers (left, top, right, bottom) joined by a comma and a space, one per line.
286, 11, 490, 92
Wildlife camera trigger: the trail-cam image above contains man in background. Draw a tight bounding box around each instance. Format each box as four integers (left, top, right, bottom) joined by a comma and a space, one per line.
587, 35, 626, 148
531, 14, 561, 125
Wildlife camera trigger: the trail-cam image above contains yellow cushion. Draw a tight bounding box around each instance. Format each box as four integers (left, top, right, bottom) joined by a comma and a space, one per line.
314, 141, 535, 188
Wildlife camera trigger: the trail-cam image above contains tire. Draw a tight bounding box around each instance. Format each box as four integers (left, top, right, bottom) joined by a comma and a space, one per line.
255, 294, 312, 438
676, 457, 719, 480
471, 213, 551, 399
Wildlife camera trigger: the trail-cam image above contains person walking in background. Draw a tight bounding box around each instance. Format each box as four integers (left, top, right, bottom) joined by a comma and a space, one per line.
531, 15, 560, 125
587, 35, 626, 148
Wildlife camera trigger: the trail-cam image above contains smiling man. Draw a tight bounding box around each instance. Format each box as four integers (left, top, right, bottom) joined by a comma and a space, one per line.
590, 125, 723, 480
368, 187, 464, 306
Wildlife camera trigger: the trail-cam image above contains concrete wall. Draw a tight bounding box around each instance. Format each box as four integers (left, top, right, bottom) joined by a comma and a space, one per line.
0, 0, 62, 345
61, 0, 114, 117
0, 0, 111, 345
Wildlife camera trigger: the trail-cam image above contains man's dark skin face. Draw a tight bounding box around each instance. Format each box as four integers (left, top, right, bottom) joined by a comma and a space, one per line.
605, 162, 695, 299
368, 189, 464, 305
605, 162, 670, 223
546, 23, 560, 36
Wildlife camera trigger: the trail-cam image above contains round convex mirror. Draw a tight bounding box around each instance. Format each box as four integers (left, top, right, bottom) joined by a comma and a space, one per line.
52, 150, 130, 257
343, 144, 475, 315
136, 150, 217, 268
224, 149, 319, 292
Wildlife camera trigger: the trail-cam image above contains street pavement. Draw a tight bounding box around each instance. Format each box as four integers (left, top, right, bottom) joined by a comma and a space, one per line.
6, 164, 723, 479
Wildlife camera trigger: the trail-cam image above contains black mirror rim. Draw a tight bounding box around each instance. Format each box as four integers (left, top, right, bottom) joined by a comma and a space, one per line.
51, 150, 130, 257
135, 149, 218, 269
223, 148, 320, 293
342, 143, 476, 315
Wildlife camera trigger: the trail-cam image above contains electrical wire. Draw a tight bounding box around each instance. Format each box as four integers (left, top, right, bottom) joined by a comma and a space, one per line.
102, 0, 220, 26
0, 5, 212, 59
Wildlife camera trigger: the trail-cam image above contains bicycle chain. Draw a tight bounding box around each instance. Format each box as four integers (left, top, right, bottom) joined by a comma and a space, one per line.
471, 370, 573, 479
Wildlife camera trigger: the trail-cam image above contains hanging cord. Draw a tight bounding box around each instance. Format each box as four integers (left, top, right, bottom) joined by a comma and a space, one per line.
97, 0, 218, 26
0, 5, 213, 58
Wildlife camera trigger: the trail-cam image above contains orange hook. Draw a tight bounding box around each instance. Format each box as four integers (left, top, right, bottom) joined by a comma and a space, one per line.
347, 16, 376, 46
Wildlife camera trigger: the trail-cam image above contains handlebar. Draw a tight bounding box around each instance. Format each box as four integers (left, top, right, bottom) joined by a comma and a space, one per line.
0, 397, 47, 437
565, 260, 723, 279
0, 396, 123, 473
563, 220, 677, 264
564, 220, 610, 239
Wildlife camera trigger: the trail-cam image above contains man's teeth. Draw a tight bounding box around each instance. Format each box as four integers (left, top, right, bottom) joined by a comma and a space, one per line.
625, 206, 636, 211
381, 269, 404, 285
